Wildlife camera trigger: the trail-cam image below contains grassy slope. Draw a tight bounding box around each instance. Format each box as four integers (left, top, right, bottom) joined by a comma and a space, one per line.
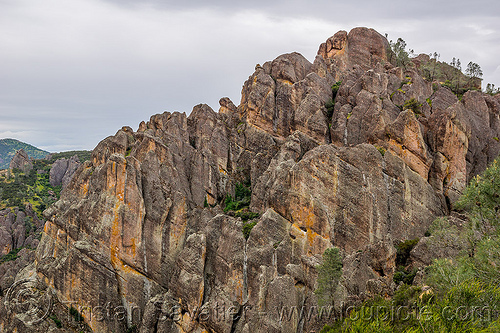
0, 138, 49, 170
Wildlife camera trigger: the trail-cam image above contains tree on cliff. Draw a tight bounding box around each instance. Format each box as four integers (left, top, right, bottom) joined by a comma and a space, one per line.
388, 38, 413, 69
466, 61, 483, 88
315, 247, 343, 307
466, 61, 483, 80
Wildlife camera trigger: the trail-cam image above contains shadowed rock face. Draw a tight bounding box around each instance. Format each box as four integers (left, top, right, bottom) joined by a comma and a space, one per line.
49, 155, 81, 188
3, 27, 500, 333
9, 149, 33, 173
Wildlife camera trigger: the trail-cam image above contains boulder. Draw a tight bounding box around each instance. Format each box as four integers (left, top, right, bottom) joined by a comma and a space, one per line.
9, 149, 32, 172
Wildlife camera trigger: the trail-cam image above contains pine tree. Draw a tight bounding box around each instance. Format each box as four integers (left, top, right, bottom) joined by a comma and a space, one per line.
315, 247, 343, 307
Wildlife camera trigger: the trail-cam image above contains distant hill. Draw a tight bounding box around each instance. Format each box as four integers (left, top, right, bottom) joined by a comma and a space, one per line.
0, 138, 49, 170
45, 150, 92, 163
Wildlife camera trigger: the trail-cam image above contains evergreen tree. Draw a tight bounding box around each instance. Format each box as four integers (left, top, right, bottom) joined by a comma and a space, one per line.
389, 38, 411, 69
315, 247, 343, 307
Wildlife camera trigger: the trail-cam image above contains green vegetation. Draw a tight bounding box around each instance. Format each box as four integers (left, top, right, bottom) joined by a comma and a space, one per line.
126, 325, 138, 333
418, 56, 482, 99
223, 181, 260, 239
375, 145, 386, 156
466, 61, 483, 82
69, 306, 85, 322
242, 221, 258, 240
331, 81, 342, 99
0, 138, 49, 170
325, 81, 342, 120
393, 238, 419, 285
46, 150, 91, 163
388, 38, 413, 69
315, 247, 343, 307
403, 98, 422, 116
224, 182, 251, 212
395, 238, 419, 267
325, 100, 335, 120
0, 247, 23, 263
485, 83, 500, 95
0, 159, 62, 217
50, 315, 63, 328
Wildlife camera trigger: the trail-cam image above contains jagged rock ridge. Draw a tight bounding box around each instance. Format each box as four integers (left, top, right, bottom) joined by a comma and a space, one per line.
1, 27, 500, 333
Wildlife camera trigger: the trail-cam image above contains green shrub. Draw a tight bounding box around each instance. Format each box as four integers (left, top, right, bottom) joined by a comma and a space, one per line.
392, 284, 422, 307
242, 221, 257, 240
325, 100, 335, 120
315, 247, 343, 307
331, 81, 342, 98
50, 315, 62, 328
455, 158, 500, 230
395, 238, 419, 267
394, 266, 418, 285
375, 145, 386, 156
403, 98, 422, 115
235, 210, 260, 222
126, 325, 138, 333
324, 81, 342, 121
0, 247, 22, 263
69, 306, 84, 322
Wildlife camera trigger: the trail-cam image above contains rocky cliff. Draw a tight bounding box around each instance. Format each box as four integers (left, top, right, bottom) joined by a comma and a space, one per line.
9, 149, 33, 173
2, 27, 500, 333
49, 155, 81, 189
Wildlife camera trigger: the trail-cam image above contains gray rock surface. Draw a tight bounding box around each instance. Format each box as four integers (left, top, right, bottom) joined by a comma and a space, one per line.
9, 149, 33, 172
49, 155, 80, 188
2, 27, 500, 333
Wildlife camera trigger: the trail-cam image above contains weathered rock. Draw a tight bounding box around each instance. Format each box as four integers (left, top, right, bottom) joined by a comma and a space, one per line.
329, 64, 400, 146
4, 27, 499, 333
409, 215, 468, 268
384, 110, 433, 180
240, 52, 332, 144
49, 155, 81, 188
461, 90, 500, 181
0, 226, 12, 256
253, 143, 445, 250
318, 27, 390, 73
9, 149, 33, 172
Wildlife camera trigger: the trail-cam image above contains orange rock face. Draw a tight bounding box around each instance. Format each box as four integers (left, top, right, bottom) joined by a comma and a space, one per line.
8, 27, 499, 333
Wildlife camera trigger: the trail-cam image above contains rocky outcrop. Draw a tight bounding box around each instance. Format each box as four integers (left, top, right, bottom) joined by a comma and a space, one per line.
0, 205, 44, 304
9, 149, 32, 172
2, 27, 500, 333
0, 207, 43, 257
318, 27, 390, 74
239, 53, 333, 144
49, 155, 81, 188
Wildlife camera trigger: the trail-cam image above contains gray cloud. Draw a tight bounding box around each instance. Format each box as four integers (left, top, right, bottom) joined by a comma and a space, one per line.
1, 0, 499, 151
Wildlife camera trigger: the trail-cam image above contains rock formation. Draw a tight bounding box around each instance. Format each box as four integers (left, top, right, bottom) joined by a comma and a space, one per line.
9, 149, 33, 173
0, 205, 44, 297
1, 27, 500, 333
49, 154, 81, 188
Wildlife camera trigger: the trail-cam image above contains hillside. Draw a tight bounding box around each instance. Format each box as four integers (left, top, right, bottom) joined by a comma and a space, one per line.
0, 150, 87, 310
0, 138, 49, 169
1, 27, 500, 333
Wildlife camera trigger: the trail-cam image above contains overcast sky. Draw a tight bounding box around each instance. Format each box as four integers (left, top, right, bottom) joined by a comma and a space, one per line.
1, 0, 499, 152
